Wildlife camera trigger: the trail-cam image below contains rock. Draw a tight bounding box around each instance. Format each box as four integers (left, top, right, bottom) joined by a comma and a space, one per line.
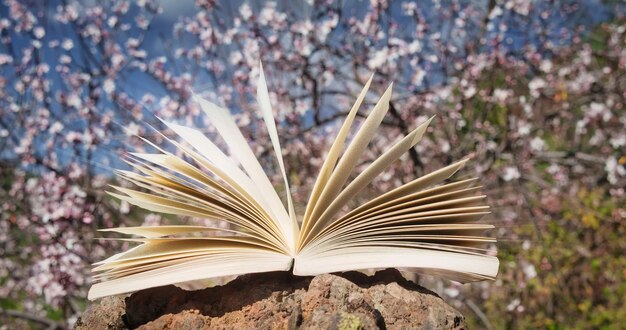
75, 269, 466, 330
74, 295, 127, 329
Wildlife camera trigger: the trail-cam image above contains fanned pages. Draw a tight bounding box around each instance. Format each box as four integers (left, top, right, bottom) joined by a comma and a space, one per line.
88, 64, 499, 300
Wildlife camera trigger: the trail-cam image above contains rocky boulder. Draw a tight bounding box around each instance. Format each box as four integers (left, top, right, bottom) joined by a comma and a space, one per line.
75, 269, 465, 329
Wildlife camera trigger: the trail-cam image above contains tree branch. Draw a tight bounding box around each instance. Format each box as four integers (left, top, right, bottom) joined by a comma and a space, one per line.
1, 309, 63, 329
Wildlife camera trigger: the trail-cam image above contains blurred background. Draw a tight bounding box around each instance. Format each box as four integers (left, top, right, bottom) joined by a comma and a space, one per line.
1, 0, 625, 328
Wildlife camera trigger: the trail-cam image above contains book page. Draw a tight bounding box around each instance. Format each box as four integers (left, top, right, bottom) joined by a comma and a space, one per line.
107, 192, 285, 252
342, 159, 470, 219
155, 123, 284, 233
89, 246, 292, 300
257, 62, 298, 237
330, 224, 495, 241
301, 211, 491, 254
116, 169, 262, 226
297, 152, 497, 282
300, 75, 372, 239
338, 178, 479, 224
304, 116, 434, 242
93, 254, 218, 281
293, 246, 498, 283
159, 121, 275, 218
194, 95, 296, 252
99, 225, 254, 239
163, 138, 282, 229
125, 135, 291, 249
320, 180, 482, 237
345, 195, 489, 223
300, 83, 393, 246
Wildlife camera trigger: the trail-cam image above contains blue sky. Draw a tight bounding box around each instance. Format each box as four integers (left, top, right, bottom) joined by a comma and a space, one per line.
0, 0, 623, 175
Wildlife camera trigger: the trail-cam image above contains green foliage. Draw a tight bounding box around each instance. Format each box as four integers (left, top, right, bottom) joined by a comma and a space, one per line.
463, 168, 626, 329
455, 19, 626, 328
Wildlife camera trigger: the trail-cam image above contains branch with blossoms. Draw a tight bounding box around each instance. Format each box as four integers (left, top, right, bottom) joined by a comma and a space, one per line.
0, 0, 625, 328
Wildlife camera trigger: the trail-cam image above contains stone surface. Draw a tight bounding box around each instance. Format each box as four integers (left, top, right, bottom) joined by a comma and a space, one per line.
74, 295, 127, 329
75, 269, 466, 330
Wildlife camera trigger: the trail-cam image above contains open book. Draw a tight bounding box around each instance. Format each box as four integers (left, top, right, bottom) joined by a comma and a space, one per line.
88, 64, 499, 300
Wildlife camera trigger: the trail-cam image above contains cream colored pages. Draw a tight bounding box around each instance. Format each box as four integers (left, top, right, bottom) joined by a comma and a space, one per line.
149, 125, 286, 244
341, 159, 470, 220
94, 237, 273, 266
257, 62, 297, 237
301, 84, 393, 244
160, 120, 274, 218
304, 116, 434, 243
350, 196, 489, 223
115, 171, 254, 224
89, 66, 499, 301
193, 95, 295, 252
89, 233, 293, 300
99, 226, 249, 238
122, 133, 288, 248
293, 89, 496, 279
319, 180, 482, 238
299, 75, 373, 242
160, 137, 282, 231
108, 184, 260, 232
293, 246, 498, 282
89, 250, 292, 300
113, 175, 259, 229
301, 211, 492, 254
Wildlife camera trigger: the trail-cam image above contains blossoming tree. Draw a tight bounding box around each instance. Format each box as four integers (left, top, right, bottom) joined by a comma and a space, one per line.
0, 0, 624, 328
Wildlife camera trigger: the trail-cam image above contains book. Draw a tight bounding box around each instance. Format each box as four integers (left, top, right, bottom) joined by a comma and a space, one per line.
88, 63, 499, 300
